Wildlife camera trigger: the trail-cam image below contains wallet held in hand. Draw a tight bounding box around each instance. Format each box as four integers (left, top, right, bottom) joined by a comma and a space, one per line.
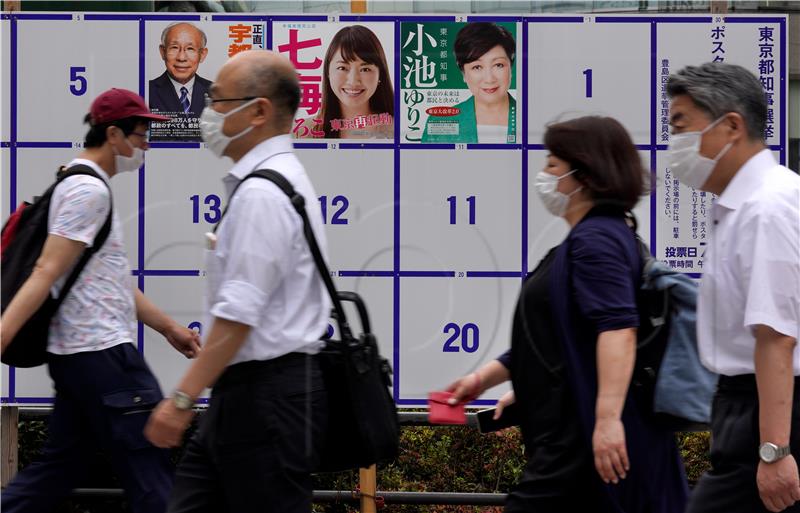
428, 391, 467, 425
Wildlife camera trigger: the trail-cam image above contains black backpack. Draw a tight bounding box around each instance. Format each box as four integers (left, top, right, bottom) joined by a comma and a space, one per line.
1, 164, 113, 368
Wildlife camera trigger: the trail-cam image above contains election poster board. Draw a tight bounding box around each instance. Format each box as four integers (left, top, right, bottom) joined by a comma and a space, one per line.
0, 12, 789, 406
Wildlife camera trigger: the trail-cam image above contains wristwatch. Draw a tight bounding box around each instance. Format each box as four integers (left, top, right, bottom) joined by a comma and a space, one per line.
171, 390, 194, 411
759, 442, 791, 463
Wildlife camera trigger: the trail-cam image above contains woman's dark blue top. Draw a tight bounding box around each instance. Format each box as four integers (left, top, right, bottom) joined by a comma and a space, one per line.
500, 207, 688, 513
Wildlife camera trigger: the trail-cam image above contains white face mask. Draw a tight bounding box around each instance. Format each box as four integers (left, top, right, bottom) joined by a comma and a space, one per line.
535, 169, 583, 217
665, 115, 733, 190
200, 98, 258, 157
113, 137, 145, 174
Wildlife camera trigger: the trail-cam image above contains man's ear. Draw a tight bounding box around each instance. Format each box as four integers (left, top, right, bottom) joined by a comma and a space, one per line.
724, 112, 748, 142
105, 125, 121, 143
159, 44, 167, 61
199, 47, 208, 64
251, 97, 274, 127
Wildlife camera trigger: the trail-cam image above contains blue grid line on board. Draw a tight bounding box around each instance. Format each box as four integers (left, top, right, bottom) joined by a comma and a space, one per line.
270, 15, 329, 22
90, 14, 203, 21
293, 142, 327, 149
393, 16, 457, 22
398, 271, 456, 277
1, 14, 9, 20
635, 144, 652, 150
650, 21, 658, 255
16, 142, 72, 148
522, 20, 528, 276
149, 142, 201, 149
466, 271, 524, 278
656, 144, 668, 151
11, 14, 71, 20
266, 16, 272, 50
338, 143, 395, 150
397, 398, 498, 407
780, 18, 786, 166
525, 17, 583, 23
399, 143, 454, 150
84, 14, 201, 21
392, 19, 401, 404
211, 15, 267, 22
468, 16, 523, 23
135, 270, 201, 277
597, 17, 712, 24
138, 18, 146, 354
8, 14, 17, 401
340, 16, 396, 22
724, 17, 787, 24
4, 397, 54, 404
338, 271, 394, 277
1, 142, 9, 147
467, 144, 522, 150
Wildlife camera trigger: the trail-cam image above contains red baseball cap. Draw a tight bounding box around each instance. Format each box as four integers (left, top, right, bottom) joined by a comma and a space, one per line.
89, 88, 170, 125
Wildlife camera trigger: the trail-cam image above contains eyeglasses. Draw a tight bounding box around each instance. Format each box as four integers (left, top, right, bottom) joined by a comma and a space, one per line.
131, 130, 150, 141
204, 94, 259, 108
164, 45, 201, 58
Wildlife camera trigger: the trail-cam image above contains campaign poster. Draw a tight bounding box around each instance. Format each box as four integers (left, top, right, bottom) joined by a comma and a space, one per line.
273, 21, 395, 141
400, 21, 519, 144
145, 20, 266, 142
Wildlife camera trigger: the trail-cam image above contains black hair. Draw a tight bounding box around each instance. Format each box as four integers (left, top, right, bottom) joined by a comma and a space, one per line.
82, 115, 147, 148
666, 62, 767, 141
544, 116, 648, 211
454, 22, 515, 71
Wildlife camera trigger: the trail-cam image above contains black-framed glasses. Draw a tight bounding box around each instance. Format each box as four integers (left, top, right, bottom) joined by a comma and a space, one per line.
131, 130, 150, 141
204, 94, 258, 108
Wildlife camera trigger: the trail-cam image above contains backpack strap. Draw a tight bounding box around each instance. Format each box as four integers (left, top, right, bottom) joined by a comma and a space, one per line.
52, 164, 114, 307
213, 168, 353, 339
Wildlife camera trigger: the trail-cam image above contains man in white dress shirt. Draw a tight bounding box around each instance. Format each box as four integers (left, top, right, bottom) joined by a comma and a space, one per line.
667, 62, 800, 513
145, 50, 331, 513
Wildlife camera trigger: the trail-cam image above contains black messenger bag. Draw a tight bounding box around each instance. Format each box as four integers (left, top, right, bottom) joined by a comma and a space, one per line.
222, 168, 399, 472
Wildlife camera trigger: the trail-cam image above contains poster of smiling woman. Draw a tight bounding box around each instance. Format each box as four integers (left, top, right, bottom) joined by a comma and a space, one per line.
401, 21, 519, 144
272, 21, 395, 140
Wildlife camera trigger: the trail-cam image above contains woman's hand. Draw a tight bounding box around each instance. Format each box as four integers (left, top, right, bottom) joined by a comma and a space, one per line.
445, 372, 482, 405
592, 417, 629, 484
494, 390, 516, 420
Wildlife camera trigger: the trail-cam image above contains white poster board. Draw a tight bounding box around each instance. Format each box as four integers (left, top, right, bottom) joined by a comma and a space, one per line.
0, 12, 789, 406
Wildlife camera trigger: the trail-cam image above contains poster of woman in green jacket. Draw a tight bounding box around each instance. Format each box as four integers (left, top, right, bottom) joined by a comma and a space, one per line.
420, 22, 517, 144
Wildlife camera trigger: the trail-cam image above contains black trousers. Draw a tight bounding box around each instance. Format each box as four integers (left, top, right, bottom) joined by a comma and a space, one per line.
167, 353, 328, 513
687, 374, 800, 513
1, 343, 173, 513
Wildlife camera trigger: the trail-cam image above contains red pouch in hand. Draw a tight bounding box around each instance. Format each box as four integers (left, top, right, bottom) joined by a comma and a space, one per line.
428, 391, 466, 425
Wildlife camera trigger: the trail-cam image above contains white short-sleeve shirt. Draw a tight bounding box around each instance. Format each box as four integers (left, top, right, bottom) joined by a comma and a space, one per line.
697, 149, 800, 376
47, 158, 137, 354
205, 135, 331, 365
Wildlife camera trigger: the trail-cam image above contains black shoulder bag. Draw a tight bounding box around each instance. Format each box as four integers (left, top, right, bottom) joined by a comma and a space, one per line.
1, 165, 113, 368
220, 169, 400, 472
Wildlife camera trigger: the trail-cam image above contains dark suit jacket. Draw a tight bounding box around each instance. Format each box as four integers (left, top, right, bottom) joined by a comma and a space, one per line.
148, 71, 211, 117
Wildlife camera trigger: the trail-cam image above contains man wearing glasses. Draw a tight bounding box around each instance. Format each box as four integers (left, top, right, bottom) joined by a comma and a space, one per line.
0, 88, 201, 513
145, 50, 331, 513
149, 22, 211, 119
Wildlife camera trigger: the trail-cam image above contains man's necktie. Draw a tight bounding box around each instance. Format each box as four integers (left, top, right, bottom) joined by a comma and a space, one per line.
179, 87, 190, 113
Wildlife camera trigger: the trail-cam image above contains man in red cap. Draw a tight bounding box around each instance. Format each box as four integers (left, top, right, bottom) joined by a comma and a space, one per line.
0, 88, 201, 513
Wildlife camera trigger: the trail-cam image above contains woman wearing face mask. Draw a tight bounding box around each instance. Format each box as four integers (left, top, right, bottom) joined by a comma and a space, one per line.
295, 25, 394, 139
422, 22, 516, 143
442, 116, 689, 513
